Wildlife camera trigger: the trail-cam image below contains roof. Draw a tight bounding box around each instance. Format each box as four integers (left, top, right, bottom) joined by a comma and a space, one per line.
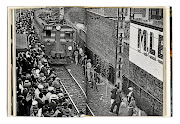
16, 34, 28, 50
131, 20, 163, 32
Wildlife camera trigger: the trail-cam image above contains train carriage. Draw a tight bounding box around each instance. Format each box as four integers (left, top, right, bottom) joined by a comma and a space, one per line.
42, 24, 76, 64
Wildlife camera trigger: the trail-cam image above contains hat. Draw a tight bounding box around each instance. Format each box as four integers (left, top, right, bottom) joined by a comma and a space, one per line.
64, 94, 69, 98
49, 73, 56, 78
55, 77, 60, 81
40, 73, 44, 77
87, 59, 91, 62
128, 87, 133, 91
24, 80, 29, 83
41, 77, 46, 82
117, 89, 122, 93
50, 94, 58, 100
43, 59, 48, 63
62, 102, 68, 106
32, 100, 38, 106
38, 84, 44, 89
24, 80, 31, 88
58, 93, 64, 97
63, 108, 70, 115
48, 87, 54, 91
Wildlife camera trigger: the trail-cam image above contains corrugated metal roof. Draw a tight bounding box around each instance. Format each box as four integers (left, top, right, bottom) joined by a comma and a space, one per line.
16, 34, 28, 49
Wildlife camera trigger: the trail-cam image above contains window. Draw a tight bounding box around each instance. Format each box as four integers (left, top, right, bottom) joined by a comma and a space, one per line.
125, 8, 128, 16
118, 71, 121, 78
46, 30, 51, 38
158, 35, 163, 59
122, 8, 124, 13
119, 58, 122, 62
120, 22, 123, 29
150, 32, 155, 56
119, 46, 122, 53
65, 32, 72, 39
119, 64, 121, 69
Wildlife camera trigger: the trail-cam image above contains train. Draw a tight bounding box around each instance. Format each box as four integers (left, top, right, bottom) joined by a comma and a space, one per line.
42, 24, 76, 64
34, 9, 77, 64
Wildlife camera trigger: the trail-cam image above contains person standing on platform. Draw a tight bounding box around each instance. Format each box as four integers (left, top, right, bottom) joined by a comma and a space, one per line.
127, 87, 134, 103
74, 50, 79, 65
82, 55, 87, 75
118, 97, 129, 116
110, 89, 122, 115
78, 47, 84, 64
91, 66, 98, 91
95, 63, 100, 84
110, 84, 118, 105
86, 59, 92, 83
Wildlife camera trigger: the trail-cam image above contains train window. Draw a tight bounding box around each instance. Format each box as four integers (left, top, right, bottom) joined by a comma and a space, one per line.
65, 32, 72, 39
118, 71, 121, 78
46, 30, 51, 38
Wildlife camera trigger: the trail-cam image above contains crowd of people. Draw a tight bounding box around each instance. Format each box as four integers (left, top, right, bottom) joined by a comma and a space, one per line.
16, 10, 85, 117
15, 8, 147, 117
16, 9, 34, 34
110, 86, 147, 116
73, 46, 100, 92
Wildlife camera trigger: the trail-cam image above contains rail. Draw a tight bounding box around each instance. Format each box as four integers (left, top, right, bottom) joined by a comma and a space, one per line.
86, 104, 95, 116
65, 67, 87, 99
64, 67, 95, 116
59, 79, 80, 114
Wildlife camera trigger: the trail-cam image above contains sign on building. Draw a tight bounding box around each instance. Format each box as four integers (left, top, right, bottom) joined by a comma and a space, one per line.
129, 21, 163, 81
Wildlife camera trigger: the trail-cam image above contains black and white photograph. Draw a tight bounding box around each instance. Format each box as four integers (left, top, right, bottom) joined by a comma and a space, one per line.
8, 6, 171, 117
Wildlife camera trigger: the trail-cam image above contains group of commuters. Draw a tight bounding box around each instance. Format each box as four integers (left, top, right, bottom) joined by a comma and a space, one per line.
73, 46, 100, 92
15, 10, 84, 117
110, 86, 146, 116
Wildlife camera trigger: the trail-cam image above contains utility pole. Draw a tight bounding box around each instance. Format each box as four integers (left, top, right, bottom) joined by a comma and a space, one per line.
115, 8, 120, 87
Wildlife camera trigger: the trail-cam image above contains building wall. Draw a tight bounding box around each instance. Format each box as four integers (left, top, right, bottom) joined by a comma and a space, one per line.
121, 20, 163, 116
86, 11, 117, 67
122, 45, 163, 115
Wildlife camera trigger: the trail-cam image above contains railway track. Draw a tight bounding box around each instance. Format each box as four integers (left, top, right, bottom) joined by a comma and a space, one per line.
54, 65, 94, 116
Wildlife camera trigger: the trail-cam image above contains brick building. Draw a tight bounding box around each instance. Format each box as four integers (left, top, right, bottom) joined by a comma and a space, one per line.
86, 9, 117, 84
121, 8, 164, 115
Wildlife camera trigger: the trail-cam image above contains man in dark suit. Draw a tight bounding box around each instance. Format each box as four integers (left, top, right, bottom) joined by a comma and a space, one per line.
110, 89, 122, 115
110, 85, 118, 105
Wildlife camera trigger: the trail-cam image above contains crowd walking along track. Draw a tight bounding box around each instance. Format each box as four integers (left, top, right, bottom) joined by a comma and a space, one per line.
54, 65, 94, 116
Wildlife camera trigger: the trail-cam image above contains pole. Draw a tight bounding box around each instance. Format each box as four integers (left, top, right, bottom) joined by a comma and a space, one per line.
115, 8, 120, 87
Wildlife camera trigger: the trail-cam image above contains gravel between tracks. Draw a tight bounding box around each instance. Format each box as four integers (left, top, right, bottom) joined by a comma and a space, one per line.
54, 65, 87, 114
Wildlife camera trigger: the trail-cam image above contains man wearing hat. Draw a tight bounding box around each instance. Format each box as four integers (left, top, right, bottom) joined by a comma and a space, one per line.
110, 84, 118, 105
35, 84, 44, 99
30, 100, 39, 116
24, 80, 31, 89
40, 59, 48, 77
127, 87, 134, 103
49, 94, 58, 103
46, 87, 54, 99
